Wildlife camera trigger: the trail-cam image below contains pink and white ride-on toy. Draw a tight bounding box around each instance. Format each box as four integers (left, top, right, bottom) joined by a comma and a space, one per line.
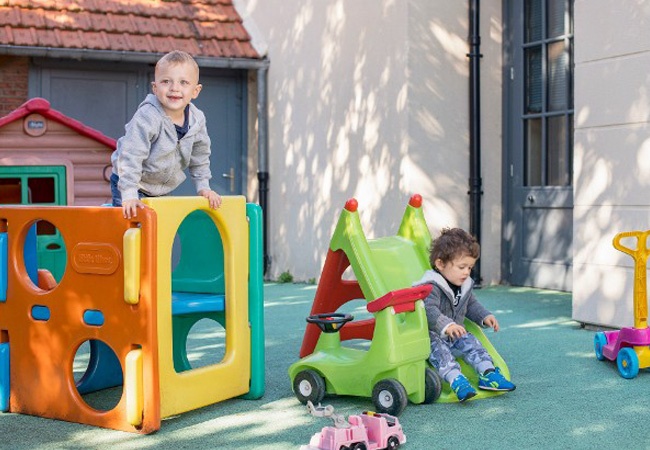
300, 401, 406, 450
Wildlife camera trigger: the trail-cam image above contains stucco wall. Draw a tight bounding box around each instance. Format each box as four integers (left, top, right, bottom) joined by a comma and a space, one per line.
407, 0, 503, 285
238, 0, 503, 284
573, 0, 650, 327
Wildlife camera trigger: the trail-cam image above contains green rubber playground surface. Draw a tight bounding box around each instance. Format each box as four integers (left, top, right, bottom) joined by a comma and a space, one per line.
2, 283, 650, 449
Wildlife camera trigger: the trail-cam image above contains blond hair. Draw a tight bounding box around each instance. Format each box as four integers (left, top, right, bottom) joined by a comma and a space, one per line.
156, 50, 199, 73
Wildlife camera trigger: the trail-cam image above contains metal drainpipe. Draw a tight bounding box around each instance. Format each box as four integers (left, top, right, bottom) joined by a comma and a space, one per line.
468, 0, 483, 286
256, 64, 270, 275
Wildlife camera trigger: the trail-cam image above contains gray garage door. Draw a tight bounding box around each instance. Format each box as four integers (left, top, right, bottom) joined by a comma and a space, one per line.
29, 58, 246, 197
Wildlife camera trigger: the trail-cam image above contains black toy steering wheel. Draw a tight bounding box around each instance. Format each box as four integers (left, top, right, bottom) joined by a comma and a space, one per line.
306, 313, 354, 333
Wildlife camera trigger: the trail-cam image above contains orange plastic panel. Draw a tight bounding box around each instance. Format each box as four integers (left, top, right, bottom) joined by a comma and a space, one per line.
0, 206, 160, 433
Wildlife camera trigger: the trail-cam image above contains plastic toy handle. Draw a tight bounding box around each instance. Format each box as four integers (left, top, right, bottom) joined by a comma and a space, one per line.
366, 285, 433, 313
613, 230, 650, 259
123, 228, 141, 305
0, 233, 6, 302
612, 230, 650, 329
125, 348, 144, 427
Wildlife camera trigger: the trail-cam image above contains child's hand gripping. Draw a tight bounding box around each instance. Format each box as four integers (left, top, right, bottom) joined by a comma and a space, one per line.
122, 198, 146, 219
199, 189, 222, 209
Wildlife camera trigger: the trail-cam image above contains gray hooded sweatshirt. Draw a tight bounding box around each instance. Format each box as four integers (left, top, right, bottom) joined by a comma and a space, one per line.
413, 269, 492, 337
111, 94, 212, 202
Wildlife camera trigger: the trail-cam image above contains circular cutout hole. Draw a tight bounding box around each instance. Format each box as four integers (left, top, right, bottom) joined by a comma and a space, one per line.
73, 340, 123, 412
22, 219, 67, 290
174, 316, 227, 373
185, 318, 226, 370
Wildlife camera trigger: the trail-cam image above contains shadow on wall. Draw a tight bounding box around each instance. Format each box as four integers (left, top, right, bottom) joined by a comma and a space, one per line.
572, 75, 650, 326
266, 1, 472, 281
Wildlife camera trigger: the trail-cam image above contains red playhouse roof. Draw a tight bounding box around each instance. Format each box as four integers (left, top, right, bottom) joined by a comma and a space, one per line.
0, 97, 116, 149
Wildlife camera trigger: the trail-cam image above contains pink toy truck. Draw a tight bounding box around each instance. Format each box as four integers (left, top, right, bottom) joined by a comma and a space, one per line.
301, 401, 406, 450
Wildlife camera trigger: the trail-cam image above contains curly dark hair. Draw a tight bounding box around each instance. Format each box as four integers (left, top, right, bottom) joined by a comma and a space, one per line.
429, 227, 480, 267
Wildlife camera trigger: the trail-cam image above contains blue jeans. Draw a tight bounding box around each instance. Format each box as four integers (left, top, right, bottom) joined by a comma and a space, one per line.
110, 173, 150, 206
428, 331, 494, 384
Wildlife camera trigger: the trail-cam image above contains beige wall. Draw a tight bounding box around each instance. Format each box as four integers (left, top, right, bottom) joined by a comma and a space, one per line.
238, 0, 503, 284
573, 1, 650, 327
407, 1, 503, 285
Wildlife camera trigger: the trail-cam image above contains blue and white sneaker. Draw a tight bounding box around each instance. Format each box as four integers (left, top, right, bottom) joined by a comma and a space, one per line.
478, 367, 516, 391
451, 374, 477, 402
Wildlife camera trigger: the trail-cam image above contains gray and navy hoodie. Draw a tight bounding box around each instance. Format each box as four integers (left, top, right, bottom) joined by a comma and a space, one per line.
111, 93, 212, 202
413, 270, 492, 338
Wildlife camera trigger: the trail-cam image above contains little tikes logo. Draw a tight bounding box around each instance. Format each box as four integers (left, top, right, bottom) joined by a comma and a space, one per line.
71, 243, 120, 275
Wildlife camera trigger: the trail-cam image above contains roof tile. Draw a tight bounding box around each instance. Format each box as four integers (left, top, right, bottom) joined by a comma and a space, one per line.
0, 6, 18, 24
0, 0, 261, 60
194, 20, 221, 40
198, 39, 223, 58
7, 0, 34, 8
0, 26, 11, 43
149, 35, 175, 54
109, 13, 138, 34
73, 0, 98, 10
18, 8, 46, 28
83, 31, 108, 50
44, 10, 78, 31
88, 13, 112, 32
109, 33, 131, 51
135, 16, 163, 36
12, 28, 35, 46
129, 34, 154, 53
156, 2, 186, 19
58, 29, 84, 48
36, 29, 59, 47
75, 11, 92, 29
215, 4, 240, 22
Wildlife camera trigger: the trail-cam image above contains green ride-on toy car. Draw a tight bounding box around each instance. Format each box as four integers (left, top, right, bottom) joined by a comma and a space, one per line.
289, 286, 442, 416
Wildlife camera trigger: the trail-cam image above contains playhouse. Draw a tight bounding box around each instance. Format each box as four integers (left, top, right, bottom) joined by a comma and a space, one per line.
0, 97, 115, 207
0, 196, 265, 433
0, 100, 265, 433
0, 98, 116, 282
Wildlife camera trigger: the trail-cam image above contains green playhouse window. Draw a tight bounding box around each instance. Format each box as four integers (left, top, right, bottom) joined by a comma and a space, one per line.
0, 166, 68, 282
0, 166, 66, 205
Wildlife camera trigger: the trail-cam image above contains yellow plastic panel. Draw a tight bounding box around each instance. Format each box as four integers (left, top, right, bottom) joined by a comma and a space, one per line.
125, 349, 144, 427
142, 196, 251, 417
123, 228, 141, 304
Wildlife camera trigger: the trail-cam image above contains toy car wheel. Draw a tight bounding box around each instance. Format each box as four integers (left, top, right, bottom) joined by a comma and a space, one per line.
351, 444, 367, 450
594, 332, 607, 361
423, 367, 442, 404
293, 369, 326, 404
372, 379, 408, 416
386, 435, 401, 449
617, 347, 640, 379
